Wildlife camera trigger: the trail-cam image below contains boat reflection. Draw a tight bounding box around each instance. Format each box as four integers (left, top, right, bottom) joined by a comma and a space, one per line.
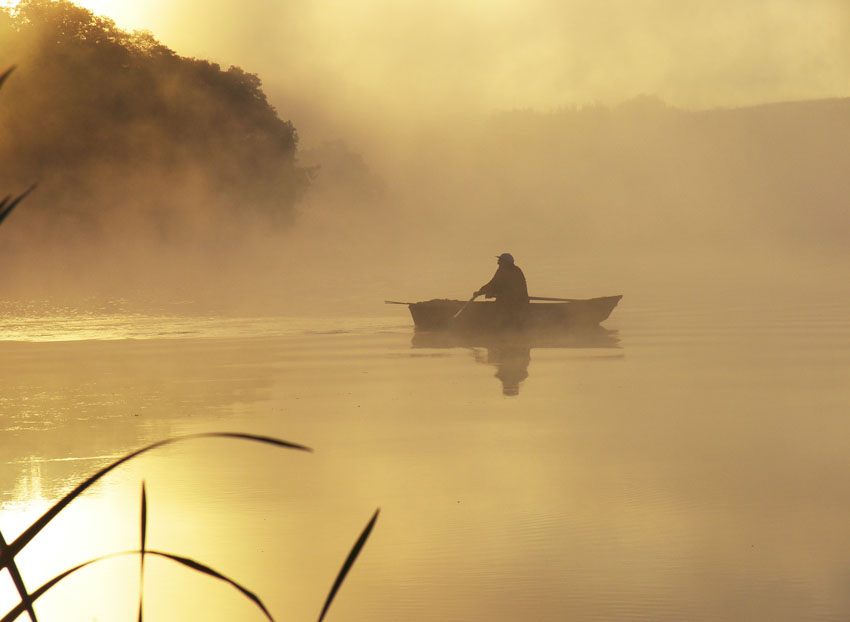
411, 327, 620, 396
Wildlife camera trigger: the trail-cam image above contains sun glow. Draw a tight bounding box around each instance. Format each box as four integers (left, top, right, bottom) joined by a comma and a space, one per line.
0, 494, 139, 621
66, 0, 141, 28
2, 0, 150, 32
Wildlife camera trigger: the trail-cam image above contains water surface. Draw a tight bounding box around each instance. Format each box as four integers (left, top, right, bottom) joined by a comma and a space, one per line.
1, 298, 848, 621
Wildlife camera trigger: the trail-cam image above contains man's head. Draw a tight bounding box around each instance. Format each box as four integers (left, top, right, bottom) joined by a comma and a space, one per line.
496, 253, 515, 266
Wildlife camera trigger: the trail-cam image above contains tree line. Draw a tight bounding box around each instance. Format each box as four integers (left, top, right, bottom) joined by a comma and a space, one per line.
0, 0, 308, 242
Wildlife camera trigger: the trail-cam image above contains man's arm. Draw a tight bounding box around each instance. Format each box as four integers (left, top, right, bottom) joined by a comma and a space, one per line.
475, 268, 504, 298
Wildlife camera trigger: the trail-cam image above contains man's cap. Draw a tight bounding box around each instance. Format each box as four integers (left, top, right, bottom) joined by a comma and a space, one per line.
496, 253, 514, 263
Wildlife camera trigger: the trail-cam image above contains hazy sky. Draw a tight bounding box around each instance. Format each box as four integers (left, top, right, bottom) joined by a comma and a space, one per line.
22, 0, 849, 136
3, 0, 849, 308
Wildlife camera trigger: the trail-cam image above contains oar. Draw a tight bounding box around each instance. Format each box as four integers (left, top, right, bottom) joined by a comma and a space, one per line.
384, 300, 413, 305
529, 296, 581, 302
453, 294, 478, 319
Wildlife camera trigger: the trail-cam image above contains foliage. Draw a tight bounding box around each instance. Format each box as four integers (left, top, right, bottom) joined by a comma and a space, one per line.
0, 0, 308, 241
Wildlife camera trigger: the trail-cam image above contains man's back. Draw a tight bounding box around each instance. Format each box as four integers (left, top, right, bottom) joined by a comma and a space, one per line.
478, 262, 529, 306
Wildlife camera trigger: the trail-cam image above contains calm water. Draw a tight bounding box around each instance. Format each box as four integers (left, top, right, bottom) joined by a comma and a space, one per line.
1, 297, 849, 621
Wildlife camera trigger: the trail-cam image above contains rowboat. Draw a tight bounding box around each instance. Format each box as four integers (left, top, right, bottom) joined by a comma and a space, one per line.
400, 295, 622, 332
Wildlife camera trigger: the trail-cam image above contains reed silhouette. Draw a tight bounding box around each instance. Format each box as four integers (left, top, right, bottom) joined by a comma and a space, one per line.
0, 433, 379, 622
0, 66, 35, 232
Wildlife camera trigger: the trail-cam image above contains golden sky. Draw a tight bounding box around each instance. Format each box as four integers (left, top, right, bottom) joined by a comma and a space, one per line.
4, 0, 849, 146
55, 0, 847, 111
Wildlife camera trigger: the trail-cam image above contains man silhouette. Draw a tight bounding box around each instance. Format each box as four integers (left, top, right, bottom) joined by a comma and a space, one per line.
473, 253, 529, 328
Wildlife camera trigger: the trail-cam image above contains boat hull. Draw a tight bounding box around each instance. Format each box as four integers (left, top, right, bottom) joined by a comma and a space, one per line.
407, 295, 622, 332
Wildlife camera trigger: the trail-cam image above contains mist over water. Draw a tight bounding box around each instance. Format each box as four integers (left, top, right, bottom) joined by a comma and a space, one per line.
154, 96, 850, 316
3, 5, 850, 619
5, 93, 850, 315
0, 0, 848, 316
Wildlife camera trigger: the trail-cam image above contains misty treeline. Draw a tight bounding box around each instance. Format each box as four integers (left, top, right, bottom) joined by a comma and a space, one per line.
419, 95, 850, 262
0, 0, 307, 246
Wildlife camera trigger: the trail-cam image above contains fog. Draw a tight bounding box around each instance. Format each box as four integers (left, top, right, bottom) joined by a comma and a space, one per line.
2, 0, 849, 314
86, 0, 850, 118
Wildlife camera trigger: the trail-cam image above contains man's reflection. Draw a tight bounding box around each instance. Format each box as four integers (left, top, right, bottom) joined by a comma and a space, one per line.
412, 328, 619, 396
474, 345, 531, 396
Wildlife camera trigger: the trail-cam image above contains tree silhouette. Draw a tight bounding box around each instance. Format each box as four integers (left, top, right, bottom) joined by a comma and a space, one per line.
0, 0, 307, 241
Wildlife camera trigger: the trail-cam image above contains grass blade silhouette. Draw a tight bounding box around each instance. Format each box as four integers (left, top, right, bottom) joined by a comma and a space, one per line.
0, 64, 36, 620
1, 549, 275, 622
317, 508, 380, 622
138, 482, 147, 622
0, 184, 36, 228
1, 558, 95, 622
0, 65, 14, 89
0, 529, 37, 622
1, 433, 311, 573
153, 551, 275, 621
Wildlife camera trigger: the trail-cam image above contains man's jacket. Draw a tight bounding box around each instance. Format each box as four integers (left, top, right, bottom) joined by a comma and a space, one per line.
478, 264, 529, 306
